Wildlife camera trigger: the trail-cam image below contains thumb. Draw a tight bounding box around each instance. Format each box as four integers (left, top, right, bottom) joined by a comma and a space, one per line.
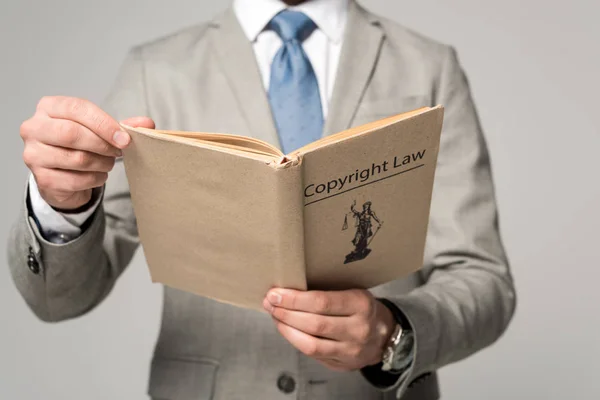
120, 116, 155, 129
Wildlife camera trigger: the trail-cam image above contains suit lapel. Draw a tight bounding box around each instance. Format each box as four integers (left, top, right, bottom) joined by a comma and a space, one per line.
209, 9, 281, 148
208, 4, 383, 145
323, 2, 384, 137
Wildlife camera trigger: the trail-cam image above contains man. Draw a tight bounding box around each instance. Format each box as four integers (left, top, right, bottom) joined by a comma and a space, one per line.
8, 0, 516, 399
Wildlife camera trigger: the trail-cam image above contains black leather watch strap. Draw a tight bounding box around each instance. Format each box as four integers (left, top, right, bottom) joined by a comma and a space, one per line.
377, 298, 412, 331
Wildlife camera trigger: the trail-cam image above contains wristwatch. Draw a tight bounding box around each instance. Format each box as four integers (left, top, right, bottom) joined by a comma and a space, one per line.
379, 299, 415, 373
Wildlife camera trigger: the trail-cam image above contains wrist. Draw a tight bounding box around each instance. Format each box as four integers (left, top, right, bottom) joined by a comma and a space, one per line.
375, 299, 397, 348
377, 298, 414, 373
42, 189, 94, 213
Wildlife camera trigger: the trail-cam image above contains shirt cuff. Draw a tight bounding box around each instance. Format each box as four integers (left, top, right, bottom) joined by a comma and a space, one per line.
28, 174, 103, 243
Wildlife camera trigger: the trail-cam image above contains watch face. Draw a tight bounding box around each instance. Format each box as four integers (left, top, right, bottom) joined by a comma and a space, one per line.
397, 332, 414, 356
391, 332, 415, 371
383, 347, 394, 364
383, 324, 415, 372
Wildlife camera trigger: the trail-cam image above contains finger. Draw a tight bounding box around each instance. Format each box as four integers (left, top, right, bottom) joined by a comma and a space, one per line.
25, 142, 116, 173
33, 168, 108, 192
37, 96, 128, 149
24, 117, 121, 157
275, 321, 346, 359
120, 116, 155, 129
316, 358, 353, 372
266, 288, 372, 316
264, 299, 351, 341
40, 189, 93, 212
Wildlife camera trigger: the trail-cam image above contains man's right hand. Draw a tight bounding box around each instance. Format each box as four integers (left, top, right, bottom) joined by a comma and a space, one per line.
20, 96, 154, 211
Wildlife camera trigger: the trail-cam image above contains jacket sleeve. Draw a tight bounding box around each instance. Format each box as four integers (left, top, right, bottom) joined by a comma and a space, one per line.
389, 46, 517, 397
6, 47, 149, 322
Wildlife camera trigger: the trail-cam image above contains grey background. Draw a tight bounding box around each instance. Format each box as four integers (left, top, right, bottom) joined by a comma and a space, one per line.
1, 0, 598, 398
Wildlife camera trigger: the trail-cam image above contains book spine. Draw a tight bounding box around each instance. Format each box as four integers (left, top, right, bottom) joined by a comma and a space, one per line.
268, 157, 307, 291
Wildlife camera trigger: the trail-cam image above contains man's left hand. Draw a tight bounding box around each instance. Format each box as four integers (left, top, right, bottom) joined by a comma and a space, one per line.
263, 288, 396, 371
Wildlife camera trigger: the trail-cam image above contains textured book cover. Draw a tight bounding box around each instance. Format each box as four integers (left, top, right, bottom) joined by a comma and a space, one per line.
121, 106, 444, 310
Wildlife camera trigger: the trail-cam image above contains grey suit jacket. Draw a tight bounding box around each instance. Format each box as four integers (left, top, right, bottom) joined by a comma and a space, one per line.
7, 2, 516, 399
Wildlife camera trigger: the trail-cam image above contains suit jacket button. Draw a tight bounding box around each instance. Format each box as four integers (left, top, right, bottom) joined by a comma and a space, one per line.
277, 373, 296, 394
27, 254, 40, 275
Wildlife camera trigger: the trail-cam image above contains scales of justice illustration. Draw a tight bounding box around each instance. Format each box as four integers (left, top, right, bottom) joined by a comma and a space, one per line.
342, 200, 383, 264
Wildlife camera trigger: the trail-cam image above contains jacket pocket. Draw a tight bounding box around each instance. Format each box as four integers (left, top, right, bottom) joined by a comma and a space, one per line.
148, 356, 219, 400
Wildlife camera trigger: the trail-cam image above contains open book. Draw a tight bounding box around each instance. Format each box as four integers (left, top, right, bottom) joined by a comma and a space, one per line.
121, 106, 444, 310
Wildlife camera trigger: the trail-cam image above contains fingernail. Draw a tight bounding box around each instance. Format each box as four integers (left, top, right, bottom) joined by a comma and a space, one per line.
115, 149, 123, 157
113, 130, 130, 147
264, 302, 274, 313
262, 298, 274, 313
268, 291, 282, 305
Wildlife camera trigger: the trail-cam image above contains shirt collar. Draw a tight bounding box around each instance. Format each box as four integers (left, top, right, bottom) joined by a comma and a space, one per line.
233, 0, 349, 44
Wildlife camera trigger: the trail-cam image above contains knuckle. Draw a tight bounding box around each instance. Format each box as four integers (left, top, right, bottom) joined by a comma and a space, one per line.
73, 150, 90, 168
355, 293, 374, 316
314, 293, 331, 314
19, 118, 34, 140
304, 340, 320, 357
36, 96, 54, 111
354, 323, 372, 343
34, 170, 51, 189
22, 146, 37, 167
56, 122, 80, 147
312, 318, 329, 336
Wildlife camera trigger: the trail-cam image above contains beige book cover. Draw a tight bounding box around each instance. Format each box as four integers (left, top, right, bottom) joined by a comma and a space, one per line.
121, 106, 444, 310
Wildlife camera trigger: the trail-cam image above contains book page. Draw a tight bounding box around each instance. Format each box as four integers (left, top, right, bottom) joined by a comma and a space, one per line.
120, 125, 282, 161
122, 127, 306, 310
300, 106, 444, 290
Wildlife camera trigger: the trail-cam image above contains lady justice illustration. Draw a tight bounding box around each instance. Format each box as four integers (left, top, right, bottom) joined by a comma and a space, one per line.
342, 200, 383, 264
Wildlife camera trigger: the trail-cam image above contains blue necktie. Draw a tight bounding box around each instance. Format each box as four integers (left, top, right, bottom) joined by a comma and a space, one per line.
267, 10, 324, 154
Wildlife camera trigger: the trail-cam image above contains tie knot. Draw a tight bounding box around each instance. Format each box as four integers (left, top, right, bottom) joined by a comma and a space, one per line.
268, 10, 317, 42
